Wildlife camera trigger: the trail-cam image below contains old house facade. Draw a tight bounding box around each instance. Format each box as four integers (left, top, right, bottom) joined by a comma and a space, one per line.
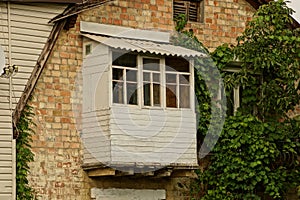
18, 0, 256, 199
0, 1, 74, 199
5, 0, 297, 199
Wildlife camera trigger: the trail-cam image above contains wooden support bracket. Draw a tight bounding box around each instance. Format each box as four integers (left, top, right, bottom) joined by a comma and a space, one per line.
87, 168, 115, 177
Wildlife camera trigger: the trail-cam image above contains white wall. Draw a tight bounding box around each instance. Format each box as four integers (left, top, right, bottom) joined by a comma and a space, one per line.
91, 188, 166, 200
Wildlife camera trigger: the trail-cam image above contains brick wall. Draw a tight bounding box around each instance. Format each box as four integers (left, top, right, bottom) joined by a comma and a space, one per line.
28, 0, 256, 199
79, 0, 255, 50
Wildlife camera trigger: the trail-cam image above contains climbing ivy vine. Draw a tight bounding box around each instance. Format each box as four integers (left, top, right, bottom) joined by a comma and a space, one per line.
16, 103, 36, 200
175, 1, 300, 199
199, 0, 300, 199
173, 14, 225, 152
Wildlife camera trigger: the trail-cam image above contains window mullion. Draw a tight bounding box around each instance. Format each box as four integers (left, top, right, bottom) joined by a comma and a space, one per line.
150, 73, 154, 106
176, 73, 180, 108
123, 68, 127, 105
138, 56, 142, 107
161, 58, 165, 108
190, 59, 194, 111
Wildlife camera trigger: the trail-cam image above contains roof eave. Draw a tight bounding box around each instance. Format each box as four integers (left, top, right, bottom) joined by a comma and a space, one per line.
3, 0, 82, 3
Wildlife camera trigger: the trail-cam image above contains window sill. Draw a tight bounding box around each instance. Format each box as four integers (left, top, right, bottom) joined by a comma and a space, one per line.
112, 104, 193, 111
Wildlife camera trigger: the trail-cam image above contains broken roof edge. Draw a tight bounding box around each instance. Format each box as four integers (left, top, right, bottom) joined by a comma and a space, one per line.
49, 0, 113, 24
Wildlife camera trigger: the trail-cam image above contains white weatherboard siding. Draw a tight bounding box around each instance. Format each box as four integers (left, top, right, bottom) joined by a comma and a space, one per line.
0, 2, 66, 198
110, 107, 197, 166
82, 44, 111, 165
9, 3, 66, 98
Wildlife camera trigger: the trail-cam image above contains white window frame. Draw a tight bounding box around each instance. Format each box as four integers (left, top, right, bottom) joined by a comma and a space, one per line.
221, 67, 241, 115
140, 56, 164, 108
111, 50, 194, 110
112, 65, 138, 105
165, 70, 191, 108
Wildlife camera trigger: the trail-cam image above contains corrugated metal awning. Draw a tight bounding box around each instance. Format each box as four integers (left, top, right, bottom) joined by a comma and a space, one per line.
82, 34, 207, 58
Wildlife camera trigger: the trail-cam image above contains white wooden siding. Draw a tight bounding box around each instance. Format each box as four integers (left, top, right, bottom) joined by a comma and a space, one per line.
82, 43, 111, 165
82, 40, 198, 168
0, 2, 67, 198
110, 106, 197, 166
82, 109, 111, 165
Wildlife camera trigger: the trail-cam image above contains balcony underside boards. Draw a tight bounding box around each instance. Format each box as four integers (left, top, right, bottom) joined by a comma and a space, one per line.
82, 163, 198, 178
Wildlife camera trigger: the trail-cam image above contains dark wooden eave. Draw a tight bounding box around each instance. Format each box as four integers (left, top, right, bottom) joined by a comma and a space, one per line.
246, 0, 271, 9
3, 0, 82, 3
49, 0, 112, 23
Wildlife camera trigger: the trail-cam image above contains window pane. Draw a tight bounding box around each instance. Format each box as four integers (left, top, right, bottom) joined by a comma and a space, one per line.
166, 84, 177, 108
113, 68, 123, 81
143, 72, 150, 82
113, 81, 123, 103
126, 69, 137, 82
166, 74, 176, 83
165, 56, 189, 72
143, 83, 151, 106
143, 58, 160, 71
112, 52, 137, 67
180, 75, 189, 84
127, 83, 138, 105
180, 85, 190, 108
85, 44, 92, 55
226, 89, 234, 116
153, 84, 160, 106
153, 73, 160, 83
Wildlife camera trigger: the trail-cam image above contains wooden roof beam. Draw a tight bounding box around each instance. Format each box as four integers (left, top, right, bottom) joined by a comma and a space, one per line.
4, 0, 82, 3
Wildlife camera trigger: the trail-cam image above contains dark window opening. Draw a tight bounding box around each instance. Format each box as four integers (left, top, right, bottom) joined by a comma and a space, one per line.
173, 0, 204, 23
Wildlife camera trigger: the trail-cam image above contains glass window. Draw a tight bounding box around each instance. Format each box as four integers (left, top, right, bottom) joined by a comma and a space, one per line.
142, 58, 161, 107
111, 52, 191, 109
112, 52, 138, 105
112, 52, 137, 67
165, 57, 190, 108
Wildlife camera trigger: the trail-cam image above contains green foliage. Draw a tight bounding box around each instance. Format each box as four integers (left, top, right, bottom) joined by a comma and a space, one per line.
173, 14, 225, 150
210, 44, 234, 70
16, 104, 36, 200
193, 0, 300, 199
200, 114, 300, 199
234, 0, 300, 120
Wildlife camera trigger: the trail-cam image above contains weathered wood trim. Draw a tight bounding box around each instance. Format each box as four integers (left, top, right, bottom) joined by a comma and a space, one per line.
83, 162, 199, 177
50, 0, 113, 23
171, 169, 198, 178
87, 168, 116, 177
4, 0, 81, 3
12, 19, 66, 138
